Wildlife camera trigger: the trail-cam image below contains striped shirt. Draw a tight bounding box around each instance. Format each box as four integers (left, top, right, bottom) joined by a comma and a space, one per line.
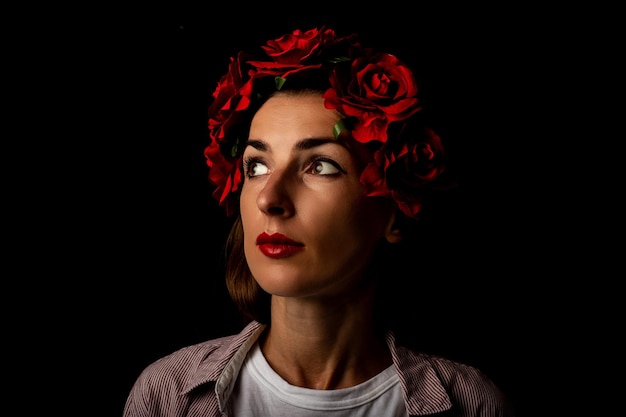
123, 321, 514, 416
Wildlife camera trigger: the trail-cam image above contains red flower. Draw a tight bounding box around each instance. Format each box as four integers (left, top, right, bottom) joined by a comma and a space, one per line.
262, 27, 335, 61
205, 52, 254, 213
204, 27, 447, 219
204, 140, 243, 216
247, 27, 329, 78
207, 52, 254, 143
248, 27, 358, 79
360, 128, 446, 217
323, 50, 421, 144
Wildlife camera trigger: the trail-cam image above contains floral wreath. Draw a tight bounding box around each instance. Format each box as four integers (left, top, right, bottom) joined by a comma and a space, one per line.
204, 27, 447, 218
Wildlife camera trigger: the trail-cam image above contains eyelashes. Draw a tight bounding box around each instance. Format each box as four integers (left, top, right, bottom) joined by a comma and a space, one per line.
242, 157, 268, 178
242, 156, 346, 178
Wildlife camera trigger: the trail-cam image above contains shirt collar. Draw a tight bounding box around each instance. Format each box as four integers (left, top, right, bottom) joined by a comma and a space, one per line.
182, 321, 452, 415
385, 331, 453, 415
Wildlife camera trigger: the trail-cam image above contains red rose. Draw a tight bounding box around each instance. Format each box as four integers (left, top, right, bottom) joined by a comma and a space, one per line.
208, 52, 255, 143
205, 52, 254, 213
204, 139, 242, 216
262, 27, 336, 64
324, 50, 421, 144
248, 27, 357, 79
360, 128, 445, 217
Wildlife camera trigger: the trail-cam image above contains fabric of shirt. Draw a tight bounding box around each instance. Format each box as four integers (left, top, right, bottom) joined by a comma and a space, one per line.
123, 321, 515, 417
231, 341, 407, 417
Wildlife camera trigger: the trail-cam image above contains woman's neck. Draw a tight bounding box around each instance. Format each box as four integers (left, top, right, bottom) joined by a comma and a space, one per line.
258, 294, 391, 390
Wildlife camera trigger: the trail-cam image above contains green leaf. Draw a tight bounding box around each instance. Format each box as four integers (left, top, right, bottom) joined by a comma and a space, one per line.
231, 138, 240, 157
275, 77, 286, 90
333, 119, 347, 139
329, 56, 351, 64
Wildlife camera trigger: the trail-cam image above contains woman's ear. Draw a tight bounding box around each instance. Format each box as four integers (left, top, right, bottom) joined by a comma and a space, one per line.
384, 210, 403, 243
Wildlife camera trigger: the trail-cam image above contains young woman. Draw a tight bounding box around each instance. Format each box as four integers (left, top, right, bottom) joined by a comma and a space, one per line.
124, 27, 515, 417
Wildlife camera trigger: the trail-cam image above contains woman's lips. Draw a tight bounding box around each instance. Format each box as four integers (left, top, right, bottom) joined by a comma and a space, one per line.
256, 232, 304, 259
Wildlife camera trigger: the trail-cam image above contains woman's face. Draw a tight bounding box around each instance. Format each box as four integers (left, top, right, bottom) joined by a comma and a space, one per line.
240, 92, 395, 300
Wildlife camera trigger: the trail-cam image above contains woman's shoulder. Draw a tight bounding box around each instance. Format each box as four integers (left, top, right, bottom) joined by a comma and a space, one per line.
399, 345, 502, 390
134, 321, 264, 390
392, 343, 515, 415
136, 333, 238, 384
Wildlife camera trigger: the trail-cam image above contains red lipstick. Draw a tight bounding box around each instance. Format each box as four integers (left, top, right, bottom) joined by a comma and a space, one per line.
256, 232, 304, 259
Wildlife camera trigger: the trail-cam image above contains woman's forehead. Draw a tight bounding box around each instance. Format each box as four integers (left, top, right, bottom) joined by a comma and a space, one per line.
249, 94, 341, 139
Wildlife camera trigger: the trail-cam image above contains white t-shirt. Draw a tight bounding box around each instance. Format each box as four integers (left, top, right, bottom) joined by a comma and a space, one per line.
230, 342, 408, 417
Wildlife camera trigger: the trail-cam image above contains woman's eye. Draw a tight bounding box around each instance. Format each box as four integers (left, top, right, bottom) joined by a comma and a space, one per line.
307, 160, 340, 175
248, 161, 269, 177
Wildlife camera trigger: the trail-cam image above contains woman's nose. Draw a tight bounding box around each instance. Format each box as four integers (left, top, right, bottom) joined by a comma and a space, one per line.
255, 169, 295, 217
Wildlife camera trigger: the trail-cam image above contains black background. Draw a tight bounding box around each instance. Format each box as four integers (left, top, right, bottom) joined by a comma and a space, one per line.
20, 3, 599, 416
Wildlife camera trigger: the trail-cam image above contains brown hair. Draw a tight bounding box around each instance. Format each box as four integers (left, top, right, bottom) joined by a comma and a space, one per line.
224, 216, 271, 324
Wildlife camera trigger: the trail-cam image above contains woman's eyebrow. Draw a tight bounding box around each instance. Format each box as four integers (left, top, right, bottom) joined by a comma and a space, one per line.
294, 138, 337, 150
245, 138, 345, 152
245, 139, 267, 151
